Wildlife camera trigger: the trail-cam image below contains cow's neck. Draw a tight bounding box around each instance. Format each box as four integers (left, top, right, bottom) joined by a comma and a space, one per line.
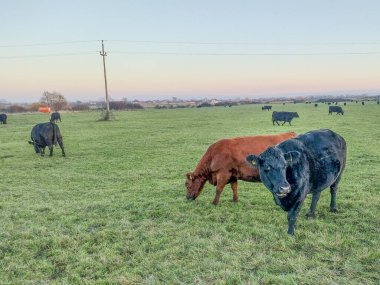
193, 156, 212, 179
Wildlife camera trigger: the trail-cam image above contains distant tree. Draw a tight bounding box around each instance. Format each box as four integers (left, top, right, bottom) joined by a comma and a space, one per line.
40, 91, 68, 111
28, 102, 46, 112
8, 105, 27, 113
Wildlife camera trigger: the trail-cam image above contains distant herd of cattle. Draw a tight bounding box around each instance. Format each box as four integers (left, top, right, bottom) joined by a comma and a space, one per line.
0, 103, 375, 235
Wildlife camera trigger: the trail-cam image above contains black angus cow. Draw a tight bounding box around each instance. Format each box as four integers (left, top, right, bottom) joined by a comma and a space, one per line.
272, 111, 299, 126
362, 102, 365, 105
28, 122, 65, 157
328, 106, 344, 115
50, 111, 61, 123
246, 129, 346, 235
262, 105, 272, 111
0, 113, 7, 124
314, 104, 318, 107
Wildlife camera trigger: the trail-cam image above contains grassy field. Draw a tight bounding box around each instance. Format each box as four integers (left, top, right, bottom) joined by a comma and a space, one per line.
0, 102, 379, 284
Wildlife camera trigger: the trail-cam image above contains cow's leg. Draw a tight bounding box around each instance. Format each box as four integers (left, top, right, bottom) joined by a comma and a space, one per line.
230, 180, 238, 202
287, 201, 303, 235
58, 141, 65, 156
47, 144, 53, 156
282, 121, 286, 125
34, 144, 40, 154
212, 173, 229, 205
330, 175, 342, 212
306, 191, 321, 218
288, 121, 292, 126
276, 120, 280, 126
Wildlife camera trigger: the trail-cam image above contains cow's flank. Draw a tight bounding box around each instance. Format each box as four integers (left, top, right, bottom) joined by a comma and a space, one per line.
186, 132, 297, 205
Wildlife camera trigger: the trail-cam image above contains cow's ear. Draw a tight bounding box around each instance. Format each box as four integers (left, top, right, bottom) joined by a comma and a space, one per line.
246, 154, 259, 166
186, 172, 194, 181
284, 151, 301, 165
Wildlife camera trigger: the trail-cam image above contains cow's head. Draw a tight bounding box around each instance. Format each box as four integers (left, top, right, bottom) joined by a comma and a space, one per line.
246, 147, 301, 201
185, 172, 206, 200
293, 112, 300, 118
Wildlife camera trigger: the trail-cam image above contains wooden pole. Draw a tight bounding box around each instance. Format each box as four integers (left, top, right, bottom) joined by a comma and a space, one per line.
100, 40, 110, 119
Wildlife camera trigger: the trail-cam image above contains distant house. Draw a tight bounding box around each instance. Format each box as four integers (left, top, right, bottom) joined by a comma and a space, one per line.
210, 99, 219, 105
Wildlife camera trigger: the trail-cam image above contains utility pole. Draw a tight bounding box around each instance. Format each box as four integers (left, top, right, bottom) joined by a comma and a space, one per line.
100, 40, 110, 120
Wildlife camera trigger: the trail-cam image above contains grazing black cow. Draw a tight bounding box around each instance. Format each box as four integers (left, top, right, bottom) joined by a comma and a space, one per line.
28, 122, 65, 157
0, 113, 7, 124
262, 105, 272, 111
272, 111, 299, 126
377, 101, 379, 105
314, 104, 318, 107
362, 102, 365, 105
246, 129, 346, 235
50, 111, 61, 123
344, 102, 346, 106
329, 106, 344, 115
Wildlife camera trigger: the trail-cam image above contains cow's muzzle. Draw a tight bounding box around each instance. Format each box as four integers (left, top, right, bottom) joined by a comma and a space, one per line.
276, 185, 291, 198
186, 193, 196, 200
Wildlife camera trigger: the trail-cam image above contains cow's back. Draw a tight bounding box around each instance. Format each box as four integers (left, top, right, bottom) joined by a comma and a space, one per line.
279, 129, 346, 190
31, 123, 55, 146
207, 133, 297, 172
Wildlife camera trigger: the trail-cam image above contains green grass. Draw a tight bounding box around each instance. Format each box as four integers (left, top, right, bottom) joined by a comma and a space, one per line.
0, 103, 379, 284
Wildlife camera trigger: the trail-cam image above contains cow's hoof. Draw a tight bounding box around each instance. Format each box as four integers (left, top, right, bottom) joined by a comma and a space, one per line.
212, 201, 219, 206
306, 212, 315, 219
330, 208, 338, 213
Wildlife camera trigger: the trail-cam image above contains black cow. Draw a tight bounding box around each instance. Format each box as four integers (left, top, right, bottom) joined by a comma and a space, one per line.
272, 111, 299, 126
246, 129, 346, 235
314, 104, 318, 107
0, 113, 7, 124
50, 112, 61, 123
328, 106, 344, 115
344, 102, 346, 106
362, 102, 365, 105
28, 122, 65, 157
262, 105, 272, 111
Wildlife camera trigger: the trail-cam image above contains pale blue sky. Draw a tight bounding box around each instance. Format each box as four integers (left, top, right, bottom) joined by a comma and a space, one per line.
1, 0, 379, 102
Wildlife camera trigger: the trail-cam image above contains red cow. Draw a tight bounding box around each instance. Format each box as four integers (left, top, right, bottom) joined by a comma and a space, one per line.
186, 132, 297, 205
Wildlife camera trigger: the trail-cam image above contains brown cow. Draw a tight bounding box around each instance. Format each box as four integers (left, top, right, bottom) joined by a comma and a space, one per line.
186, 132, 297, 205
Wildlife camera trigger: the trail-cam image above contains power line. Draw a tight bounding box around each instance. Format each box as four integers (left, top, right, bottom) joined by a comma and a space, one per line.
1, 50, 379, 59
0, 40, 100, 48
0, 51, 98, 59
110, 51, 380, 56
1, 46, 380, 60
1, 39, 380, 48
106, 39, 380, 46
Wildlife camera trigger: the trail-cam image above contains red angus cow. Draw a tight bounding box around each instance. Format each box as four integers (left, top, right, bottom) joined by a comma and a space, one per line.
186, 132, 297, 205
